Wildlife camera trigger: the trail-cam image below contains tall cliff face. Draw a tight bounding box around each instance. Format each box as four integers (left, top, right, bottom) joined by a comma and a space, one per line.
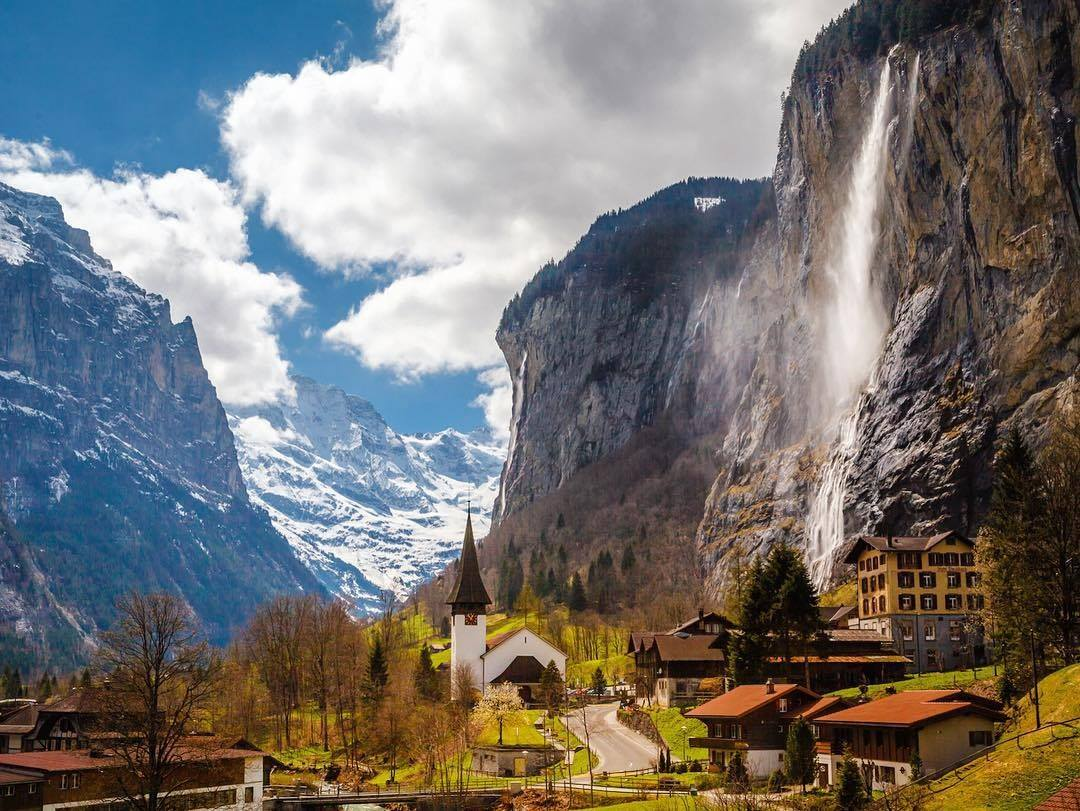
494, 0, 1079, 604
0, 182, 321, 666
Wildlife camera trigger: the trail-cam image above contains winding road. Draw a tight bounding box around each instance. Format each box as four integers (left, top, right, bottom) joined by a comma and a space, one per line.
565, 702, 660, 773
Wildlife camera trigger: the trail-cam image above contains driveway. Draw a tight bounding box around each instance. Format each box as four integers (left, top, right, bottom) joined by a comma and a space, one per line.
565, 702, 660, 773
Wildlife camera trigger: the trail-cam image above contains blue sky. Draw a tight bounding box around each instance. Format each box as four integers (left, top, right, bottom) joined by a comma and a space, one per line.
2, 0, 494, 434
1, 0, 847, 438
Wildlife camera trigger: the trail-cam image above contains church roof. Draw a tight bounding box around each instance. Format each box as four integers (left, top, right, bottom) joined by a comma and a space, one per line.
490, 656, 546, 685
446, 511, 491, 607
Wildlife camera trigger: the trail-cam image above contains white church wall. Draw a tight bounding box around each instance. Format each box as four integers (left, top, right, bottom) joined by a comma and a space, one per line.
481, 628, 566, 687
450, 612, 487, 695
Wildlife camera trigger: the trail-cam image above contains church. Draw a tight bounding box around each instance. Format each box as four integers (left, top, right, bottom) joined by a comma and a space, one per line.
447, 511, 567, 703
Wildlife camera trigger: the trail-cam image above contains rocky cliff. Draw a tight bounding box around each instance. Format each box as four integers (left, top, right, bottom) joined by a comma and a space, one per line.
0, 182, 322, 666
492, 0, 1079, 604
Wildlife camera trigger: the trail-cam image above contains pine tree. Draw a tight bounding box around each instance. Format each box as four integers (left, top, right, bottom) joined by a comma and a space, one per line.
80, 668, 92, 689
729, 557, 771, 683
834, 748, 869, 810
591, 667, 606, 697
569, 573, 588, 612
415, 644, 440, 702
766, 543, 823, 684
726, 751, 749, 792
785, 717, 815, 792
366, 636, 389, 704
538, 660, 564, 715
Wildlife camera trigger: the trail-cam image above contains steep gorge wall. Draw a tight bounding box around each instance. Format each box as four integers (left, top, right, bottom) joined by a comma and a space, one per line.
494, 0, 1079, 604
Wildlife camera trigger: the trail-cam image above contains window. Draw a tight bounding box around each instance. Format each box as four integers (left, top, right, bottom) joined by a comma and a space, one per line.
878, 573, 886, 589
872, 557, 879, 570
927, 649, 939, 667
945, 552, 960, 566
778, 698, 789, 712
945, 594, 963, 610
870, 577, 877, 592
2, 786, 14, 797
28, 784, 37, 795
949, 621, 964, 641
961, 552, 975, 566
967, 594, 985, 611
859, 559, 865, 571
947, 572, 961, 588
877, 765, 896, 784
862, 599, 869, 615
920, 572, 937, 588
880, 555, 887, 567
245, 787, 255, 803
966, 572, 980, 588
861, 577, 869, 593
871, 597, 878, 614
899, 621, 914, 640
899, 594, 916, 611
969, 730, 992, 747
921, 594, 938, 610
898, 571, 915, 588
898, 551, 922, 569
924, 623, 936, 641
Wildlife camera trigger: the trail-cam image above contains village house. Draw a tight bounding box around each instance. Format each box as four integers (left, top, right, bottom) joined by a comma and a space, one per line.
627, 610, 732, 707
686, 680, 848, 777
767, 628, 911, 693
0, 744, 268, 811
447, 511, 566, 703
0, 689, 124, 755
844, 531, 988, 673
812, 689, 1006, 791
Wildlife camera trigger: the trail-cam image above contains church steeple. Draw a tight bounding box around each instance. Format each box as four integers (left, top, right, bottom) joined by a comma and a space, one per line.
446, 507, 491, 612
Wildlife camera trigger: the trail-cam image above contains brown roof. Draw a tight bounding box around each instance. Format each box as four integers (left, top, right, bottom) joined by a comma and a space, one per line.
650, 634, 726, 663
687, 683, 816, 719
627, 632, 657, 654
842, 531, 969, 564
446, 511, 492, 607
1035, 776, 1080, 810
0, 746, 260, 774
815, 690, 1007, 728
767, 654, 911, 664
796, 696, 848, 720
819, 605, 857, 627
824, 628, 894, 644
669, 612, 734, 635
0, 769, 41, 785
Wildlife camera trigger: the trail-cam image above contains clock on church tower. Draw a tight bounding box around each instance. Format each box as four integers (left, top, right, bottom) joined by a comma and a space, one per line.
446, 508, 492, 697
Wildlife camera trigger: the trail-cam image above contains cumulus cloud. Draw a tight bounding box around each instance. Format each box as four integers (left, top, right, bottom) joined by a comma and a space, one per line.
472, 366, 513, 443
0, 138, 302, 406
221, 0, 849, 431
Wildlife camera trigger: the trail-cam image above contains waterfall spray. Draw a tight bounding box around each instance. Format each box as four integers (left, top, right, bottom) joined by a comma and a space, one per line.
804, 54, 903, 588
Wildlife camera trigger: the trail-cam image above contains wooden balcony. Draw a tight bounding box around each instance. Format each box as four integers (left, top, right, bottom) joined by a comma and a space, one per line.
688, 738, 749, 751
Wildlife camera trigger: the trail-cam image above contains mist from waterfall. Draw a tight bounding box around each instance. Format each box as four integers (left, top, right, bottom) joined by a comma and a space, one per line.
805, 54, 906, 589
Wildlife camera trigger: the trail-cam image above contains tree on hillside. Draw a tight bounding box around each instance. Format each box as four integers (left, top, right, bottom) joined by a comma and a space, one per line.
834, 747, 869, 810
415, 644, 441, 702
591, 666, 606, 697
785, 717, 815, 792
729, 557, 771, 683
979, 417, 1080, 698
96, 592, 221, 811
473, 682, 525, 746
766, 543, 824, 686
569, 572, 588, 612
366, 635, 390, 705
539, 660, 564, 716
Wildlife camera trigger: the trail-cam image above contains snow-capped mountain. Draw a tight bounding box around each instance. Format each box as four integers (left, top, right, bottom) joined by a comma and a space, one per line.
229, 376, 505, 613
0, 182, 322, 667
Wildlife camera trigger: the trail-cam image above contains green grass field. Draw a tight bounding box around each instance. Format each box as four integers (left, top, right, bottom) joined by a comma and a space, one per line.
581, 799, 704, 811
644, 707, 708, 761
923, 663, 1080, 810
819, 580, 857, 607
475, 709, 547, 746
829, 665, 996, 699
568, 653, 635, 685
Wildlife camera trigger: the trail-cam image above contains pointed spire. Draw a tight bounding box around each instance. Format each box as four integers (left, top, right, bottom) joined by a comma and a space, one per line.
446, 505, 491, 609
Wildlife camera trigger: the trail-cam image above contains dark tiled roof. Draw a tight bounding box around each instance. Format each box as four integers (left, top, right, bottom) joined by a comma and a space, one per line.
490, 656, 546, 684
0, 769, 41, 785
815, 690, 1006, 728
819, 605, 857, 626
842, 531, 969, 564
1035, 777, 1080, 810
446, 511, 491, 607
651, 634, 726, 663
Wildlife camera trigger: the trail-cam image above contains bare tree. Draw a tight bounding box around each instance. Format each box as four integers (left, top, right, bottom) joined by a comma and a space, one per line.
95, 592, 222, 811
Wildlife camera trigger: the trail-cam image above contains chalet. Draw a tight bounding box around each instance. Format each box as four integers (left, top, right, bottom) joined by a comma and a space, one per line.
0, 744, 269, 811
767, 628, 910, 693
844, 531, 987, 673
628, 610, 732, 707
813, 689, 1006, 790
686, 680, 847, 777
0, 702, 38, 754
447, 511, 567, 702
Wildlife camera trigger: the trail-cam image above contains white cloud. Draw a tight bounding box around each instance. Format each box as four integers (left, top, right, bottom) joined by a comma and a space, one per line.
472, 366, 513, 442
221, 0, 849, 428
0, 139, 302, 407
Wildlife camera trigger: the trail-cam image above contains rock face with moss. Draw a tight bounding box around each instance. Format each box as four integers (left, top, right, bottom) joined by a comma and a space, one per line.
494, 0, 1079, 600
0, 183, 322, 666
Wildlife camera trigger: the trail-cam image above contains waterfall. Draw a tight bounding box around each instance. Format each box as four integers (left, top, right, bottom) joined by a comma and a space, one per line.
804, 55, 900, 589
496, 350, 528, 520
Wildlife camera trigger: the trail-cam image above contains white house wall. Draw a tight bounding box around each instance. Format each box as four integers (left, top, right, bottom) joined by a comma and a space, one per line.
481, 629, 566, 687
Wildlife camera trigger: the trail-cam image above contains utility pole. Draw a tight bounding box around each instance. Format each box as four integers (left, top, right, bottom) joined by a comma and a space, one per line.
1031, 632, 1041, 728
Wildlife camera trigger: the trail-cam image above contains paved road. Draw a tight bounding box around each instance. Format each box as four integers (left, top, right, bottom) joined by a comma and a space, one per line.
565, 702, 660, 773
